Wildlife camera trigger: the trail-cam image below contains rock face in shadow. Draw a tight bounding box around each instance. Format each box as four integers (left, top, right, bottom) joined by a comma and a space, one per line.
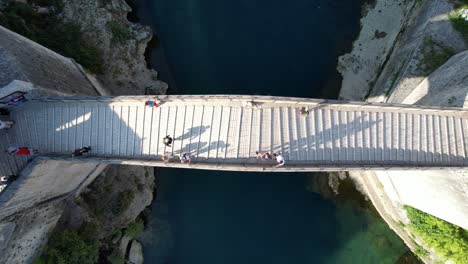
61, 0, 168, 95
76, 165, 154, 237
402, 50, 468, 107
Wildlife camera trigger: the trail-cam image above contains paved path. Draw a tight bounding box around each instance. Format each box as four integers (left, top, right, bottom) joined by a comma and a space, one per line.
1, 95, 468, 174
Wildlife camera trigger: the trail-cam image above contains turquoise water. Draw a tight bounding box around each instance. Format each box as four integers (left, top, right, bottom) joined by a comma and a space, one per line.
129, 0, 417, 263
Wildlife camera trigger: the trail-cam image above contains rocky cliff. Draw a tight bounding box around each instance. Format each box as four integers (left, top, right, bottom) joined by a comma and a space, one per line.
338, 0, 468, 262
61, 0, 167, 95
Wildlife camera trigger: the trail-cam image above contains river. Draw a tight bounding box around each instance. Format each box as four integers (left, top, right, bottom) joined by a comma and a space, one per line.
128, 0, 419, 263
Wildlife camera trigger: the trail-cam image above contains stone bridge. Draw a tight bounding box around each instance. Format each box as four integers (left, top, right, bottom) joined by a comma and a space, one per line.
1, 95, 468, 174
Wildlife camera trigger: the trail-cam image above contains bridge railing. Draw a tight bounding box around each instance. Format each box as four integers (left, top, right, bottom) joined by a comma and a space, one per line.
38, 155, 466, 172
30, 95, 467, 114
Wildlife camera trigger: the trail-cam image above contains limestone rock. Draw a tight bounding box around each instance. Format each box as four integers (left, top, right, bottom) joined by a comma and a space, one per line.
368, 0, 467, 103
119, 235, 130, 256
338, 0, 416, 100
128, 240, 144, 264
403, 50, 468, 107
77, 165, 154, 237
61, 0, 168, 95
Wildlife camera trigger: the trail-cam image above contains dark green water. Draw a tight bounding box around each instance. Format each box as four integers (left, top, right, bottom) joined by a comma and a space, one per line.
129, 0, 417, 263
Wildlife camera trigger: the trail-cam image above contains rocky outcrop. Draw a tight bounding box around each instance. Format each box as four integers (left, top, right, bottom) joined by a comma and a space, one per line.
402, 50, 468, 107
339, 0, 468, 262
75, 165, 154, 237
128, 240, 144, 264
368, 0, 467, 103
338, 0, 417, 100
61, 0, 168, 95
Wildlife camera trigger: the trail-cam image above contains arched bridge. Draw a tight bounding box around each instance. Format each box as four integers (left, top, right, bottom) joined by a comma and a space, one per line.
1, 95, 468, 174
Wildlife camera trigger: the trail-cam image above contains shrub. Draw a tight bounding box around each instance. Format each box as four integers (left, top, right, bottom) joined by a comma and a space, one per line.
112, 190, 135, 215
449, 4, 468, 41
38, 223, 100, 264
417, 37, 455, 74
404, 206, 468, 264
107, 248, 125, 264
125, 217, 145, 239
414, 244, 429, 259
108, 20, 130, 43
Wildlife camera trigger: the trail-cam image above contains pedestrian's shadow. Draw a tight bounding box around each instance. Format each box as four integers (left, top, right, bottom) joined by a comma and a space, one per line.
175, 125, 210, 141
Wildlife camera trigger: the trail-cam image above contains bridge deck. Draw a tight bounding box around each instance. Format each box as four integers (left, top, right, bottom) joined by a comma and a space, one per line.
1, 95, 468, 173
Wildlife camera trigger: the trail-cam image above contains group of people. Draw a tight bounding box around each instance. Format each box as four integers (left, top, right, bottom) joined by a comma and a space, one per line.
256, 151, 285, 167
0, 108, 15, 130
4, 146, 91, 159
161, 135, 192, 164
162, 135, 286, 167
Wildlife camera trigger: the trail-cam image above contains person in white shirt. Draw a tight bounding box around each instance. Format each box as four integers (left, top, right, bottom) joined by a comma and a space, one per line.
273, 153, 285, 167
180, 153, 192, 164
0, 120, 15, 129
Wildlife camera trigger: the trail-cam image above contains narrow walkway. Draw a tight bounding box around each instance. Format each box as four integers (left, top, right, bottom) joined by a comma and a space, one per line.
1, 95, 468, 174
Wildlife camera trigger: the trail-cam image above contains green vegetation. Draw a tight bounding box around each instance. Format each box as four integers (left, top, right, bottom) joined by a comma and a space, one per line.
108, 20, 130, 43
112, 190, 135, 215
417, 37, 455, 74
0, 1, 103, 73
125, 217, 145, 239
35, 223, 100, 264
449, 2, 468, 41
448, 96, 457, 105
404, 206, 468, 264
107, 248, 125, 264
414, 244, 429, 259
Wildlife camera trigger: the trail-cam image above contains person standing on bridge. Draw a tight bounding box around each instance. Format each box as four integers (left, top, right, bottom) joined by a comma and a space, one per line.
163, 135, 174, 147
0, 108, 10, 115
72, 146, 91, 157
0, 119, 15, 129
162, 151, 172, 163
256, 151, 272, 160
180, 153, 192, 164
273, 153, 285, 167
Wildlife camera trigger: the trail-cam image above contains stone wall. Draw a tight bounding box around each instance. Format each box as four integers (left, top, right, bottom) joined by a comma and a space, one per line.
0, 25, 99, 95
0, 160, 106, 220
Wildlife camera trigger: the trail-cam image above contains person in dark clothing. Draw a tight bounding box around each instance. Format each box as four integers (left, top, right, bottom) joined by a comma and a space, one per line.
163, 135, 173, 147
72, 146, 91, 157
0, 108, 9, 115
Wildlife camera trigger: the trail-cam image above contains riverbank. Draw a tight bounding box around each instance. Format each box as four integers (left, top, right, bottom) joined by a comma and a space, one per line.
337, 0, 468, 262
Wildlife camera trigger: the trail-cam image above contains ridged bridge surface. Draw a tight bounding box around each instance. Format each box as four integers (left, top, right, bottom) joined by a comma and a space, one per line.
1, 95, 468, 174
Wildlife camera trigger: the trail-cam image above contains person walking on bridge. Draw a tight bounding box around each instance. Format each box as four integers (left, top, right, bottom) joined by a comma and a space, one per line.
5, 146, 37, 156
72, 146, 91, 157
180, 153, 192, 164
163, 135, 174, 147
273, 153, 285, 167
256, 151, 272, 160
0, 119, 15, 129
162, 151, 172, 163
